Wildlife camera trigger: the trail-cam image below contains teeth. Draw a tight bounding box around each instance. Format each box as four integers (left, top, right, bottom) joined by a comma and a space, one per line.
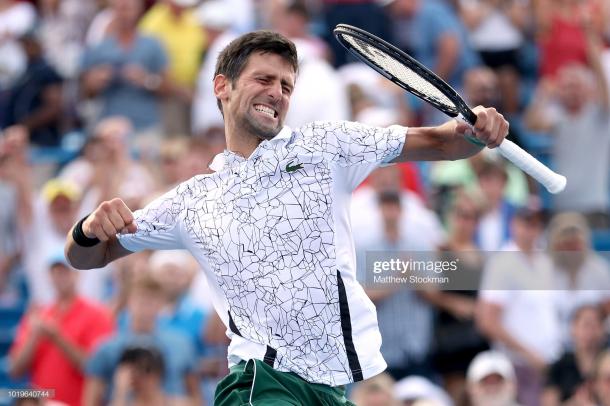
254, 104, 276, 117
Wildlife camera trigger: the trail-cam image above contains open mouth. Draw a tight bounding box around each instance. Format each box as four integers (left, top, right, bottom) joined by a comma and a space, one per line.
254, 104, 278, 119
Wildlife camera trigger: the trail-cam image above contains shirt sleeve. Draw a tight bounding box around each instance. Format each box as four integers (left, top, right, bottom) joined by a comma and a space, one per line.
301, 121, 407, 190
117, 179, 195, 252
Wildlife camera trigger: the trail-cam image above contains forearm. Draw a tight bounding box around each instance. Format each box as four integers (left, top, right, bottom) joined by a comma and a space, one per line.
51, 332, 87, 370
65, 232, 113, 270
9, 336, 39, 377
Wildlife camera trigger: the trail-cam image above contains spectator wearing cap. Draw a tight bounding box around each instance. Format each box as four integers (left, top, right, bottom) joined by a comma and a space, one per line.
547, 213, 610, 346
466, 350, 522, 406
2, 26, 64, 147
477, 206, 562, 406
0, 0, 36, 94
139, 0, 207, 135
83, 274, 201, 405
22, 178, 82, 304
191, 0, 238, 136
79, 0, 170, 138
9, 251, 114, 406
393, 376, 453, 406
542, 305, 606, 406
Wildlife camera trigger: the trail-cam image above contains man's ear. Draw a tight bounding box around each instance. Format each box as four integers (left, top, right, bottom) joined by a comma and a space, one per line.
214, 74, 230, 103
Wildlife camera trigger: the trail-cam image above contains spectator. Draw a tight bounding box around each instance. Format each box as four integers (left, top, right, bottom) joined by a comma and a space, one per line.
460, 0, 529, 113
534, 0, 606, 78
429, 68, 529, 211
352, 164, 445, 254
38, 0, 98, 79
349, 372, 399, 406
474, 159, 517, 251
148, 250, 209, 357
524, 59, 609, 227
466, 350, 521, 406
547, 212, 610, 345
592, 350, 610, 406
0, 126, 31, 305
355, 190, 437, 381
424, 191, 489, 405
110, 345, 178, 406
321, 0, 391, 67
191, 0, 238, 135
9, 250, 114, 406
0, 0, 36, 91
477, 207, 561, 406
190, 5, 236, 134
393, 376, 453, 406
60, 116, 156, 213
22, 178, 81, 305
139, 0, 206, 135
83, 274, 201, 405
384, 0, 479, 91
541, 305, 606, 406
79, 0, 169, 138
271, 2, 350, 128
3, 28, 64, 147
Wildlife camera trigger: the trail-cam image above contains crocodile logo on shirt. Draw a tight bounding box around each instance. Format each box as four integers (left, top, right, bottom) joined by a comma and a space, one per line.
285, 160, 304, 172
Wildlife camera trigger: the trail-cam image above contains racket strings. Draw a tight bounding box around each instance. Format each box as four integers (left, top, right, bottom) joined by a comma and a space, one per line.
341, 34, 457, 112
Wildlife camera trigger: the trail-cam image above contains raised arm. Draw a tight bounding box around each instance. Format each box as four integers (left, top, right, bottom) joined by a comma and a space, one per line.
393, 105, 508, 162
65, 198, 135, 270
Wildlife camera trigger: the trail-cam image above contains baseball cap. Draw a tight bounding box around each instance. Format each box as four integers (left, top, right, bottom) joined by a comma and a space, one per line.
394, 376, 453, 406
47, 249, 71, 268
466, 351, 516, 383
195, 0, 233, 29
41, 178, 81, 203
170, 0, 200, 8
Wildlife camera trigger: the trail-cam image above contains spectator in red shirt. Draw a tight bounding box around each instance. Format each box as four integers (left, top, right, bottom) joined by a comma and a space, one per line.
8, 250, 115, 406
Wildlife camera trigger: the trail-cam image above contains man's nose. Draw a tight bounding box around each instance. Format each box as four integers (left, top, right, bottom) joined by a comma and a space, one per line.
268, 81, 282, 100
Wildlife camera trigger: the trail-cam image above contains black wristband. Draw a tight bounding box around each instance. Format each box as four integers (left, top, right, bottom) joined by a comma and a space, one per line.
72, 215, 100, 247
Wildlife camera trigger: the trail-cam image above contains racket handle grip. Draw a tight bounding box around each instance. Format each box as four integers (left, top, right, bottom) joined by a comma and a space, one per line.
498, 139, 566, 194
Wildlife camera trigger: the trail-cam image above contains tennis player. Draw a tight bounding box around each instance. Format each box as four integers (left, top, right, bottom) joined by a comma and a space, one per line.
65, 31, 508, 405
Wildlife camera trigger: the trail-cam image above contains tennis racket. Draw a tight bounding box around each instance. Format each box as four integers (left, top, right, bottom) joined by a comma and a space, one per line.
333, 24, 567, 194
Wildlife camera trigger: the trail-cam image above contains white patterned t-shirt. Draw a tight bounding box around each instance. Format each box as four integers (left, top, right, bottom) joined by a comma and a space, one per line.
118, 121, 407, 386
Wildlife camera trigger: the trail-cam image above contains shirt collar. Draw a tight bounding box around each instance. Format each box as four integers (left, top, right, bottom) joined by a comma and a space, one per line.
209, 126, 293, 172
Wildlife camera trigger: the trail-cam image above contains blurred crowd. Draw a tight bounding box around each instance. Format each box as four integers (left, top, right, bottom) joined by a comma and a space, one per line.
1, 0, 610, 405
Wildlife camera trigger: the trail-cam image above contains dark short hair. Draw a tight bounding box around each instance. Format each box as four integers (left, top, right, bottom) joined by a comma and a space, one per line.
214, 30, 299, 113
119, 344, 165, 377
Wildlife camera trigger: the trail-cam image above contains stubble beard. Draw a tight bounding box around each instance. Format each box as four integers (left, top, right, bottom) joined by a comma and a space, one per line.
239, 107, 282, 141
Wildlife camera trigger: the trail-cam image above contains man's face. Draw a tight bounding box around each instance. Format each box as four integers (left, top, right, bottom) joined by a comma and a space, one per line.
469, 374, 516, 406
217, 52, 295, 141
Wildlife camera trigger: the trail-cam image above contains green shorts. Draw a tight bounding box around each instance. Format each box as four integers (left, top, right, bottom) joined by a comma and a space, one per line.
214, 359, 356, 406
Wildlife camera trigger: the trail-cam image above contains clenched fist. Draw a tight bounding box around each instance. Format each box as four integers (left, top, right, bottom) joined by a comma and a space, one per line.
83, 198, 137, 242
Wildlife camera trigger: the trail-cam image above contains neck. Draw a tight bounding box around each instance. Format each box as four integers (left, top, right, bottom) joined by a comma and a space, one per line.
131, 320, 155, 334
224, 121, 263, 158
115, 26, 136, 45
450, 232, 473, 248
57, 294, 76, 310
384, 225, 400, 244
